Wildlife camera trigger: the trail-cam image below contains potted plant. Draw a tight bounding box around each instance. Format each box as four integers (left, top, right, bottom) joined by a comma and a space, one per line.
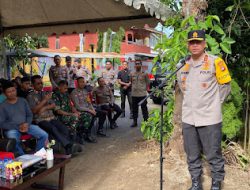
46, 140, 55, 160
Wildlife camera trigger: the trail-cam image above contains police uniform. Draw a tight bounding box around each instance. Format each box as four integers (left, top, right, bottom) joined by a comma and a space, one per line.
49, 65, 68, 89
101, 69, 116, 91
177, 30, 231, 190
71, 88, 106, 134
75, 66, 92, 82
92, 85, 122, 128
130, 69, 149, 126
65, 65, 76, 93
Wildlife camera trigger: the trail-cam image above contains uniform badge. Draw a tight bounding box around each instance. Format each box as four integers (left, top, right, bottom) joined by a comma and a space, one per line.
218, 61, 226, 71
201, 82, 208, 88
192, 32, 198, 38
202, 61, 210, 70
182, 63, 190, 72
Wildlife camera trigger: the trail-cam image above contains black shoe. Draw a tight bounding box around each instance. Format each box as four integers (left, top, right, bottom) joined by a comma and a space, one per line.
211, 179, 221, 190
113, 122, 118, 128
97, 130, 106, 137
188, 178, 203, 190
120, 112, 125, 118
65, 143, 80, 155
65, 144, 72, 155
85, 135, 97, 143
110, 121, 118, 129
130, 122, 137, 127
72, 143, 81, 155
77, 145, 83, 153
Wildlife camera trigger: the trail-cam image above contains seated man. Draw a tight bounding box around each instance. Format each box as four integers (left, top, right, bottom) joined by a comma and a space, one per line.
0, 81, 48, 155
27, 75, 81, 155
92, 77, 122, 129
17, 76, 33, 98
52, 80, 96, 143
71, 77, 106, 137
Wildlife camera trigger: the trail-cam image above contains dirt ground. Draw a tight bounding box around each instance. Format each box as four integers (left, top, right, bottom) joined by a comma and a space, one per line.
29, 100, 250, 190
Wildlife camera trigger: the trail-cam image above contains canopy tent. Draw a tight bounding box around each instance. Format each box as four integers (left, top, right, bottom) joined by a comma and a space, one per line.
0, 0, 174, 36
5, 48, 125, 59
0, 0, 174, 78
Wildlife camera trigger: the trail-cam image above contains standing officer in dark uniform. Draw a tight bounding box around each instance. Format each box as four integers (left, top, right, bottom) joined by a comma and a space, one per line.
130, 60, 149, 127
177, 30, 231, 190
117, 61, 132, 119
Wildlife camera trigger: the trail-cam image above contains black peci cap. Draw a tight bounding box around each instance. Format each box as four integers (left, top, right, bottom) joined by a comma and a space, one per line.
188, 30, 205, 41
65, 56, 71, 62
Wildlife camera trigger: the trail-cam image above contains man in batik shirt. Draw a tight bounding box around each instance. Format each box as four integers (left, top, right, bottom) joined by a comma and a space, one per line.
52, 80, 96, 143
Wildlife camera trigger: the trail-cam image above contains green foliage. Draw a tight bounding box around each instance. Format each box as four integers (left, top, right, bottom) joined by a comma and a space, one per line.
3, 33, 48, 65
208, 0, 250, 93
97, 27, 125, 63
141, 98, 174, 142
2, 33, 48, 76
222, 79, 244, 139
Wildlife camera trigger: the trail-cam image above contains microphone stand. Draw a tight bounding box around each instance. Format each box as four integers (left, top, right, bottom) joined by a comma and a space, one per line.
138, 60, 186, 190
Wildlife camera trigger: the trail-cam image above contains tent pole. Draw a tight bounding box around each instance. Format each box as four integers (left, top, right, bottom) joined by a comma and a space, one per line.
0, 30, 7, 79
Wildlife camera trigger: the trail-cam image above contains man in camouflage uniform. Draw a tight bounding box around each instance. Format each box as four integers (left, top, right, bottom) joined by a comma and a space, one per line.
130, 60, 149, 127
49, 55, 68, 90
71, 77, 107, 137
177, 30, 231, 190
92, 77, 122, 129
65, 56, 76, 94
101, 60, 116, 93
52, 80, 96, 143
27, 75, 81, 155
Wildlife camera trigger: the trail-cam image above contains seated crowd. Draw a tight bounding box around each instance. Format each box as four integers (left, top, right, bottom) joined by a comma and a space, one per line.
0, 72, 122, 156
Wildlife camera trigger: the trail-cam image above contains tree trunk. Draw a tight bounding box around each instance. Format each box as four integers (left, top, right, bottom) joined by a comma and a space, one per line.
244, 85, 249, 151
166, 0, 208, 157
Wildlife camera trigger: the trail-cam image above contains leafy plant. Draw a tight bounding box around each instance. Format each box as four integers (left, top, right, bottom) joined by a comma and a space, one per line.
3, 33, 48, 76
222, 79, 244, 139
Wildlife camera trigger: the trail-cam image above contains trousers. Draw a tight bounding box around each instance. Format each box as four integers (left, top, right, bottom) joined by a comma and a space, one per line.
38, 120, 71, 148
132, 96, 148, 120
120, 89, 132, 114
182, 122, 225, 181
5, 124, 48, 155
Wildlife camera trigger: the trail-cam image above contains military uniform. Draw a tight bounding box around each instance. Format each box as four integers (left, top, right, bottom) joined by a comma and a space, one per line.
71, 88, 106, 133
49, 65, 68, 89
130, 70, 149, 123
177, 30, 231, 190
101, 69, 116, 91
92, 85, 122, 128
52, 91, 92, 132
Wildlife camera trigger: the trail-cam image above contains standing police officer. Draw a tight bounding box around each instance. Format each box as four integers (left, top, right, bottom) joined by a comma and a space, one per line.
130, 60, 149, 127
178, 30, 231, 190
49, 55, 68, 91
117, 61, 132, 119
101, 60, 116, 93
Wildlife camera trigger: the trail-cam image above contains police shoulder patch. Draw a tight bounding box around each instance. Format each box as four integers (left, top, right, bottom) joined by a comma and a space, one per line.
214, 57, 232, 84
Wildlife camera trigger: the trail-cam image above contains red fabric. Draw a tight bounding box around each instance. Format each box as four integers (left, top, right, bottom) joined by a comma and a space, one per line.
0, 152, 15, 159
20, 134, 32, 141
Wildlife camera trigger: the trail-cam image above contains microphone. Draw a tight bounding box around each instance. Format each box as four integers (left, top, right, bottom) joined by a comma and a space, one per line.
176, 55, 191, 68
